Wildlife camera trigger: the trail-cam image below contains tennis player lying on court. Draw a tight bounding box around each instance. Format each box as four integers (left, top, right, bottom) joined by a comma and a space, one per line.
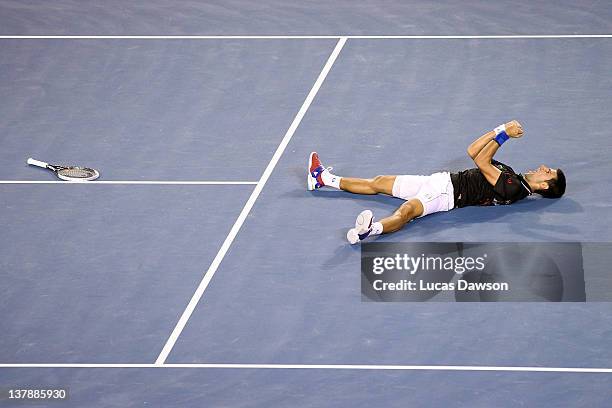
307, 120, 566, 244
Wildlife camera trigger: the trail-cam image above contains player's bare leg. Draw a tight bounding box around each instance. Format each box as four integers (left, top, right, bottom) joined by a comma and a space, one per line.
308, 152, 396, 195
339, 176, 395, 195
347, 199, 424, 244
379, 199, 424, 233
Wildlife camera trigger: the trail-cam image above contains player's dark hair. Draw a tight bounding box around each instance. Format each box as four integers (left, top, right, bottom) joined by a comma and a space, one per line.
539, 169, 566, 198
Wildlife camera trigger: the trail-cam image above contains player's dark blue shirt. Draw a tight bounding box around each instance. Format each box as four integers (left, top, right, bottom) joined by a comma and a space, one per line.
450, 160, 532, 208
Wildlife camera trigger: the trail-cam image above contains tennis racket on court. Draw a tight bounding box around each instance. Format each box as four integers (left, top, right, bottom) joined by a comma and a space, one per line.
26, 157, 100, 181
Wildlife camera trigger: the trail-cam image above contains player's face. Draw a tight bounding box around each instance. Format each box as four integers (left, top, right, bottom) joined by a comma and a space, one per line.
524, 165, 557, 183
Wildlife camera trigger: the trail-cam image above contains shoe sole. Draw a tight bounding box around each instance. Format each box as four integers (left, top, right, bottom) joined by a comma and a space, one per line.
307, 151, 316, 191
347, 210, 373, 244
356, 210, 373, 230
347, 228, 359, 245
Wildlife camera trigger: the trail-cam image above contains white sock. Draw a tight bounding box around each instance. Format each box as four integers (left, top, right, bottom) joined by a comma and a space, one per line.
370, 222, 384, 236
322, 170, 341, 189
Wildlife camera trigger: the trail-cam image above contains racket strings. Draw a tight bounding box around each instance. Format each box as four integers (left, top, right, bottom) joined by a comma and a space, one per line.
58, 167, 97, 179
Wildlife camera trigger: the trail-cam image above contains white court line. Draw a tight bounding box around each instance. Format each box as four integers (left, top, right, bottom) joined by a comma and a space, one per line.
0, 363, 611, 373
0, 180, 257, 185
0, 35, 611, 39
154, 37, 348, 365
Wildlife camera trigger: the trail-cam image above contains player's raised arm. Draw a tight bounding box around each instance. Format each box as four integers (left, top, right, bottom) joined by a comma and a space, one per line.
467, 130, 496, 159
472, 120, 523, 186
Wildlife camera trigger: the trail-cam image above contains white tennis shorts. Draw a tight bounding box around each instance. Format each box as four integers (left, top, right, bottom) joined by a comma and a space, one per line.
391, 172, 455, 217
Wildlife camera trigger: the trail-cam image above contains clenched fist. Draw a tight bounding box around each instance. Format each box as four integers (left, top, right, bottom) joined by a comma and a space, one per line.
505, 120, 524, 138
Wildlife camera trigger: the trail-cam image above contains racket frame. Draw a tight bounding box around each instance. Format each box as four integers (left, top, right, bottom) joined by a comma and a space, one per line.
27, 157, 100, 181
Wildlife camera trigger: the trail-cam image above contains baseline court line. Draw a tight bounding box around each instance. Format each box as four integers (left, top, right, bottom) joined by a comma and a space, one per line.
0, 363, 611, 373
0, 180, 257, 185
0, 35, 611, 40
154, 37, 348, 365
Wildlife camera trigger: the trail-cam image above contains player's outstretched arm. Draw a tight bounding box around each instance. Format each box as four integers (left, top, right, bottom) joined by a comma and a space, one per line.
473, 120, 523, 186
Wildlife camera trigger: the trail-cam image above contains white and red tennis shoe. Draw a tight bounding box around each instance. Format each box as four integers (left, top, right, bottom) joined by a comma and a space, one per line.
307, 152, 329, 191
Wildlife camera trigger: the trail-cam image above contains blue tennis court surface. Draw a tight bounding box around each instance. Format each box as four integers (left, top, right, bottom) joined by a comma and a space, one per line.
0, 39, 335, 180
1, 1, 612, 407
0, 185, 252, 363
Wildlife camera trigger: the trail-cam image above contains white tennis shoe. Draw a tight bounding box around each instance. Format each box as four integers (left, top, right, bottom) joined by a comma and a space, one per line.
347, 210, 374, 244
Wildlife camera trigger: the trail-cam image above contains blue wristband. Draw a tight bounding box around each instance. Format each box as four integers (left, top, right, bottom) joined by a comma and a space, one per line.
494, 131, 509, 146
494, 125, 509, 146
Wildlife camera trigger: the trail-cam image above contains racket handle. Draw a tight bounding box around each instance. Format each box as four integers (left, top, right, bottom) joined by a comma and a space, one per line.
27, 158, 48, 168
